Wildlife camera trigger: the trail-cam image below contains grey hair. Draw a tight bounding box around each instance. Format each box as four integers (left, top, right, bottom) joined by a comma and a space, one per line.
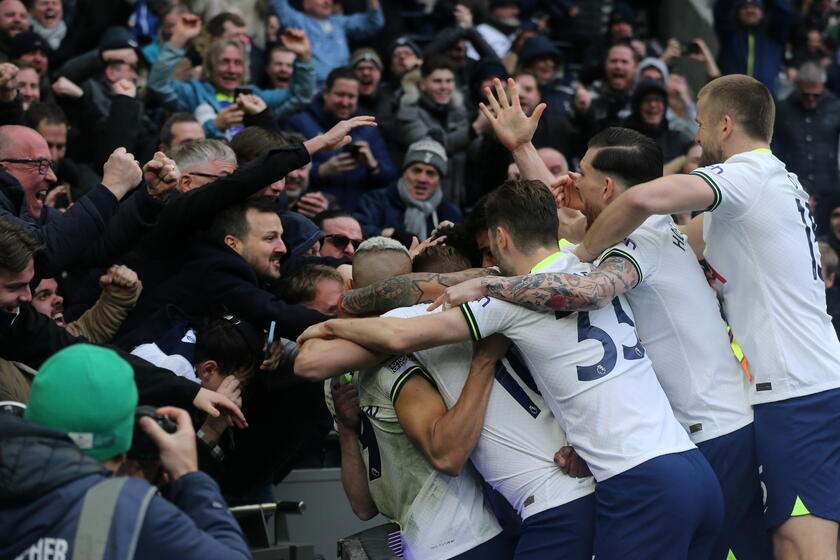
202, 38, 250, 85
172, 139, 237, 171
797, 62, 827, 84
355, 236, 409, 257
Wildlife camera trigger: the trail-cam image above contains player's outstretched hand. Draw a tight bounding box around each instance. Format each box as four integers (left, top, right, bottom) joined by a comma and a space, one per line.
554, 446, 592, 478
304, 116, 377, 154
428, 277, 491, 312
479, 77, 544, 153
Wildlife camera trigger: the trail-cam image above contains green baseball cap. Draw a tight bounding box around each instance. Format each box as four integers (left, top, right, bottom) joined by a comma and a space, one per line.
25, 344, 138, 461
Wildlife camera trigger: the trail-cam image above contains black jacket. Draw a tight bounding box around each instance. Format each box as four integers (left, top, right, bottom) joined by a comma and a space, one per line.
773, 91, 840, 199
0, 304, 201, 408
118, 145, 314, 340
0, 159, 165, 280
137, 236, 329, 341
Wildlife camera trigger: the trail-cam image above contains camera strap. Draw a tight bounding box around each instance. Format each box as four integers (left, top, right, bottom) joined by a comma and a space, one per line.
72, 477, 157, 560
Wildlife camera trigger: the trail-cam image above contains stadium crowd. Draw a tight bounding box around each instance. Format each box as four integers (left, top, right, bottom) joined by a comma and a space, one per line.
2, 0, 840, 558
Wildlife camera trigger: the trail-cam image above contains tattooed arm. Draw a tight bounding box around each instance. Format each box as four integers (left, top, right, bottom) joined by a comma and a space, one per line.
339, 268, 492, 316
429, 256, 639, 313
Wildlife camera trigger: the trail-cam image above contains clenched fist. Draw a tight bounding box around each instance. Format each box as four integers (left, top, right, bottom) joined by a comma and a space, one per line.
102, 147, 142, 200
99, 264, 141, 295
143, 151, 180, 201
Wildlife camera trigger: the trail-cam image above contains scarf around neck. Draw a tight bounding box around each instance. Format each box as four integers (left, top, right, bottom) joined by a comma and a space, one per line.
30, 19, 66, 50
397, 177, 442, 240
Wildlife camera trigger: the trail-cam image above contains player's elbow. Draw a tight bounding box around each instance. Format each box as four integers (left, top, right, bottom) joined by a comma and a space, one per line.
352, 502, 379, 521
623, 186, 658, 215
429, 451, 468, 477
293, 345, 330, 380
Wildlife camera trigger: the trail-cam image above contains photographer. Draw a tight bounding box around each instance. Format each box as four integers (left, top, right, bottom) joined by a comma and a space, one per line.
0, 344, 251, 559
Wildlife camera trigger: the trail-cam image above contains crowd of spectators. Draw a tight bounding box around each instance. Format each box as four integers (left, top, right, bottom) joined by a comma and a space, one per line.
2, 0, 840, 556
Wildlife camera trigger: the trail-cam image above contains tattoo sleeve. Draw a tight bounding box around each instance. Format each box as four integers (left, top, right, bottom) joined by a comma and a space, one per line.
342, 268, 492, 315
482, 256, 640, 312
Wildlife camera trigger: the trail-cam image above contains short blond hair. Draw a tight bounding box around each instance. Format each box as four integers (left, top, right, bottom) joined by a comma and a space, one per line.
697, 74, 775, 142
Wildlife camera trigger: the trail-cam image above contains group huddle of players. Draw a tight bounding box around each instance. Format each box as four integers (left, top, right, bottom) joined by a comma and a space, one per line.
295, 74, 840, 560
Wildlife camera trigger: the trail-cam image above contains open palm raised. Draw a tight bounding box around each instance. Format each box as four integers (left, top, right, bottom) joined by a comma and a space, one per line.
479, 77, 546, 153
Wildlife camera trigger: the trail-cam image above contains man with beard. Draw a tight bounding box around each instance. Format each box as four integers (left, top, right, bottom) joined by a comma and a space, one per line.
0, 0, 27, 62
622, 79, 692, 163
570, 73, 840, 560
573, 42, 638, 133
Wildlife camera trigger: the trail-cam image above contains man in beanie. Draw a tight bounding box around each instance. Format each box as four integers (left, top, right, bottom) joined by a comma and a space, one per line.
0, 344, 251, 558
354, 135, 462, 240
351, 47, 397, 141
714, 0, 794, 96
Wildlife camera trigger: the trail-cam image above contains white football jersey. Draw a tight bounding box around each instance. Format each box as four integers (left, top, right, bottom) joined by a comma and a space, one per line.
692, 150, 840, 404
324, 357, 501, 560
461, 252, 694, 482
383, 305, 595, 519
594, 215, 753, 443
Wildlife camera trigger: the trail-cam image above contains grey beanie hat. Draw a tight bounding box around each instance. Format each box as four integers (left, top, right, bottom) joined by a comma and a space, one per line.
402, 133, 448, 176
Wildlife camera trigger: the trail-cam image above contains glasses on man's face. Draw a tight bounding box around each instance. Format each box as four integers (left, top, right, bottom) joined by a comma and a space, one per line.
188, 171, 224, 180
0, 158, 55, 175
324, 234, 362, 250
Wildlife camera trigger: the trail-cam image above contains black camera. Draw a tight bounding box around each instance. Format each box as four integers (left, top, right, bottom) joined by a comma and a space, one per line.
128, 406, 177, 461
681, 41, 701, 56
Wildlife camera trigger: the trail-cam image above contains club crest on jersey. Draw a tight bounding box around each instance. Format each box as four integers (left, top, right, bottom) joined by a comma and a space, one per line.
388, 356, 408, 373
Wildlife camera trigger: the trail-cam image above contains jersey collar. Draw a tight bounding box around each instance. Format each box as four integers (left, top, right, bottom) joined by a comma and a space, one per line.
751, 148, 772, 154
531, 251, 565, 273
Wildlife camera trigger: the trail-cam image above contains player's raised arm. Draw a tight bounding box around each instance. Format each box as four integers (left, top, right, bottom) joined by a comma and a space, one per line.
576, 174, 714, 262
429, 255, 639, 313
298, 310, 473, 355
